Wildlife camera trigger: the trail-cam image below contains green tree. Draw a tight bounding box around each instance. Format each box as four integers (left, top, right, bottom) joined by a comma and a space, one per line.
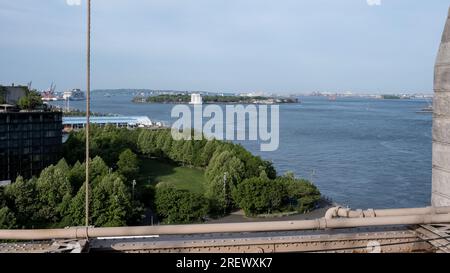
191, 139, 207, 167
262, 160, 277, 180
0, 187, 5, 207
66, 157, 109, 191
55, 158, 70, 173
62, 133, 86, 164
68, 161, 85, 192
90, 156, 110, 185
18, 89, 43, 110
231, 144, 276, 179
205, 150, 245, 213
199, 139, 218, 167
4, 176, 38, 227
169, 139, 186, 163
138, 130, 158, 156
117, 149, 139, 180
91, 126, 131, 166
63, 126, 139, 166
0, 207, 17, 229
276, 174, 321, 212
92, 173, 132, 227
233, 176, 284, 216
154, 131, 168, 157
68, 183, 90, 226
36, 166, 72, 223
155, 184, 208, 224
161, 130, 173, 156
181, 140, 194, 166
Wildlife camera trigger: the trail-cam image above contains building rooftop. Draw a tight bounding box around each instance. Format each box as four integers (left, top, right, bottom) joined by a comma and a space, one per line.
63, 116, 153, 127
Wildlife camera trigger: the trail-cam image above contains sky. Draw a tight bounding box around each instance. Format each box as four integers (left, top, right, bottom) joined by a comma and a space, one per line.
0, 0, 449, 94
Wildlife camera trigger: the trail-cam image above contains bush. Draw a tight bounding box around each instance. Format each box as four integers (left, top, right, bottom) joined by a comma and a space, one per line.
276, 173, 321, 213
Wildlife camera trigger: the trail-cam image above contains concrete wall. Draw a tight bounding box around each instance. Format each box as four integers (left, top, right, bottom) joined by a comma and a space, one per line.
432, 7, 450, 206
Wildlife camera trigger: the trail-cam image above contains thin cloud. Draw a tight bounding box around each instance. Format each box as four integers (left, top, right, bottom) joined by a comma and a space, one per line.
66, 0, 81, 6
367, 0, 381, 6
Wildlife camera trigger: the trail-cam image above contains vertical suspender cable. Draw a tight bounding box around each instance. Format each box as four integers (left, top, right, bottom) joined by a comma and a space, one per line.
85, 0, 91, 227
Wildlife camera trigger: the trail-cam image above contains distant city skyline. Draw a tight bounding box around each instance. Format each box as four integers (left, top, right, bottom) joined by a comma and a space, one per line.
1, 0, 449, 94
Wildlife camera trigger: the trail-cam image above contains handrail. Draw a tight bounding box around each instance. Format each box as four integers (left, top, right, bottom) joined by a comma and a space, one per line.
324, 206, 450, 219
1, 211, 449, 241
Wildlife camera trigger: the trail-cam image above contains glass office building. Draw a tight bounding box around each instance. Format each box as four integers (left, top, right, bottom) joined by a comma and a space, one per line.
0, 110, 62, 182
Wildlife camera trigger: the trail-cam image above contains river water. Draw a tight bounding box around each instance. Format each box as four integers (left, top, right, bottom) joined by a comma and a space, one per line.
53, 90, 432, 209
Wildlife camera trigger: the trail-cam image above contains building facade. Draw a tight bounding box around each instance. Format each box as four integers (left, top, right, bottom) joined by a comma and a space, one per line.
0, 85, 27, 105
0, 111, 63, 182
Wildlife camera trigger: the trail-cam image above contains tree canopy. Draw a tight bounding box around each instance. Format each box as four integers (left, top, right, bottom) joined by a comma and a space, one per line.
17, 89, 43, 110
155, 184, 209, 224
117, 149, 140, 180
1, 126, 321, 227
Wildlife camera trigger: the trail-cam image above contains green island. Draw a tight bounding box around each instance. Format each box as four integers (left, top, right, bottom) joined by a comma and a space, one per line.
132, 94, 298, 104
381, 95, 401, 99
0, 126, 320, 228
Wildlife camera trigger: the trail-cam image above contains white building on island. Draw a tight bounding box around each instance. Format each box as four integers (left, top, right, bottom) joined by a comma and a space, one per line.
190, 93, 203, 105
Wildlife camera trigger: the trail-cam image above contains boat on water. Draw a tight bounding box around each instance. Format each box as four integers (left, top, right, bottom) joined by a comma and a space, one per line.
63, 89, 86, 101
41, 83, 61, 101
416, 99, 433, 114
417, 105, 433, 114
41, 90, 59, 101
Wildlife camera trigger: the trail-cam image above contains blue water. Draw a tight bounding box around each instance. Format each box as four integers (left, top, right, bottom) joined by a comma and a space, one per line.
53, 91, 432, 209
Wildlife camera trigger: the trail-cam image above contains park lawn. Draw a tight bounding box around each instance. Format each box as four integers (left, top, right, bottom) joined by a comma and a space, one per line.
138, 158, 206, 194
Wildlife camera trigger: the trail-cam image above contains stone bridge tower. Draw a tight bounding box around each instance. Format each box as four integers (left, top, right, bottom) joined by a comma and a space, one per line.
432, 7, 450, 207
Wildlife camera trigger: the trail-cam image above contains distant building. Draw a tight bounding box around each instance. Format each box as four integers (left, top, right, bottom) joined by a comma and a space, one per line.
63, 89, 85, 101
0, 85, 63, 183
62, 116, 155, 132
0, 110, 63, 182
190, 93, 203, 105
0, 85, 28, 105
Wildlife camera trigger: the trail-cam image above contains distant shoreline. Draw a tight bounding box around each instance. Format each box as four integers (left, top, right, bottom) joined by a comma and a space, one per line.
132, 101, 299, 105
132, 94, 299, 105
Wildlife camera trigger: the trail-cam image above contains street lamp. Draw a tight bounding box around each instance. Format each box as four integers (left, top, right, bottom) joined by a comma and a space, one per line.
132, 179, 137, 202
223, 172, 228, 214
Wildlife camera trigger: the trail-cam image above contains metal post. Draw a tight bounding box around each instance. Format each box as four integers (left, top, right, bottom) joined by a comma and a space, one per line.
85, 0, 91, 227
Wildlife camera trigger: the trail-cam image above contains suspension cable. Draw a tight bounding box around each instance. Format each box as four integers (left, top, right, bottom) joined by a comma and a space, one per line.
85, 0, 91, 228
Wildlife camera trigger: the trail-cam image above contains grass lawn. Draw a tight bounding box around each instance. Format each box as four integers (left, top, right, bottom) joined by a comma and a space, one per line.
138, 158, 206, 194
